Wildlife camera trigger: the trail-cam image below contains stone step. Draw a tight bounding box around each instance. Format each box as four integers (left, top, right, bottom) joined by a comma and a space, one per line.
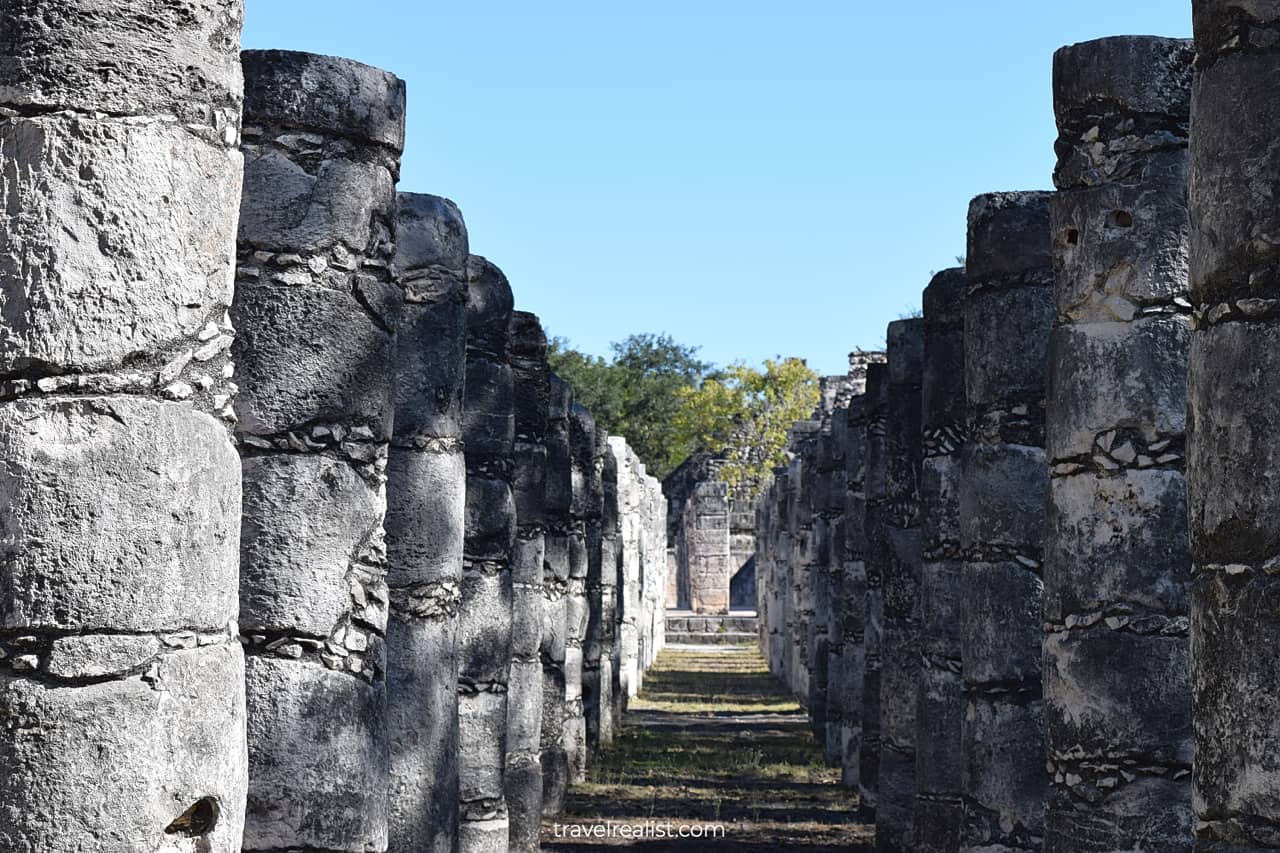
665, 612, 759, 636
665, 627, 752, 640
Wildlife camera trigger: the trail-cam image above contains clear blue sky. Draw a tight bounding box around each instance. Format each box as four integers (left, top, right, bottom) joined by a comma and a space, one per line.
243, 1, 1191, 377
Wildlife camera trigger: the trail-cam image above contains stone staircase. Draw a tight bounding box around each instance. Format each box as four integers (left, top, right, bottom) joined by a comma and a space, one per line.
665, 611, 759, 645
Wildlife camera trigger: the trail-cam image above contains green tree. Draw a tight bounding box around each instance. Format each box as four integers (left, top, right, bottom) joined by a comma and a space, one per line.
671, 357, 820, 495
547, 333, 709, 480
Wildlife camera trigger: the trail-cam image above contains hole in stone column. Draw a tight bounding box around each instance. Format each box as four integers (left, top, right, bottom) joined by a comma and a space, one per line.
1111, 210, 1133, 228
1065, 228, 1079, 245
164, 797, 219, 837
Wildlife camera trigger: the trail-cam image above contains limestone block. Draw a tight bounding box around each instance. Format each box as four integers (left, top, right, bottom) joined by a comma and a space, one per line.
0, 398, 239, 632
385, 447, 467, 586
240, 453, 385, 636
961, 562, 1043, 686
962, 697, 1046, 847
0, 643, 246, 853
243, 655, 387, 851
0, 116, 241, 374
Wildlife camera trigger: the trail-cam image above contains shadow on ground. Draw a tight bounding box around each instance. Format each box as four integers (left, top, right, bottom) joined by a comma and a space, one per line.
542, 644, 873, 852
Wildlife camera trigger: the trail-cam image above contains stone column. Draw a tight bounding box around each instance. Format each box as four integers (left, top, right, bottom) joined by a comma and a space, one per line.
914, 268, 967, 853
840, 393, 869, 790
0, 4, 246, 851
878, 319, 925, 853
506, 310, 550, 853
610, 437, 644, 700
565, 404, 595, 782
807, 431, 832, 747
1187, 3, 1280, 848
860, 361, 889, 822
768, 469, 792, 680
386, 193, 469, 853
541, 377, 573, 815
596, 428, 622, 747
234, 49, 405, 853
788, 421, 821, 701
1046, 37, 1193, 853
685, 482, 733, 614
459, 255, 515, 853
824, 414, 850, 768
960, 191, 1053, 853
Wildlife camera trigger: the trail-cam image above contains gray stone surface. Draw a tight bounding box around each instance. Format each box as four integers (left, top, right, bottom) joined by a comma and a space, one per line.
861, 362, 889, 823
0, 4, 247, 850
915, 268, 967, 853
234, 49, 404, 853
1046, 36, 1194, 853
386, 192, 469, 853
961, 190, 1053, 853
682, 482, 733, 614
1188, 4, 1280, 849
506, 310, 549, 853
459, 255, 515, 853
564, 404, 595, 784
878, 320, 924, 853
542, 377, 574, 816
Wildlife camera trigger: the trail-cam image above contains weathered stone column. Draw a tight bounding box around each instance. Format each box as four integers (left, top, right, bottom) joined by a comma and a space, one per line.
807, 428, 832, 746
914, 268, 968, 853
565, 404, 595, 782
1045, 37, 1193, 853
878, 319, 925, 853
824, 410, 851, 768
860, 361, 890, 822
506, 310, 550, 853
641, 472, 668, 670
611, 437, 644, 700
459, 255, 515, 853
685, 482, 733, 614
234, 49, 405, 853
0, 4, 246, 850
542, 377, 573, 815
840, 394, 869, 790
767, 469, 793, 680
386, 193, 469, 853
1187, 4, 1280, 848
594, 427, 622, 747
960, 191, 1053, 853
788, 421, 821, 702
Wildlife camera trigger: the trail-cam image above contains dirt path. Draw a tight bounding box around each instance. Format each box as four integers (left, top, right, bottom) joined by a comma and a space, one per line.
542, 645, 872, 852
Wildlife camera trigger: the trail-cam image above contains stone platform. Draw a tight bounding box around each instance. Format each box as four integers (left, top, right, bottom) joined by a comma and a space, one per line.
665, 610, 759, 645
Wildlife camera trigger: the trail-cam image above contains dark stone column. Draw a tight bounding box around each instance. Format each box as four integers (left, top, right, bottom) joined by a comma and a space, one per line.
459, 256, 515, 853
1046, 36, 1193, 853
506, 310, 550, 853
840, 392, 869, 791
825, 408, 851, 768
234, 49, 405, 853
878, 319, 924, 853
960, 191, 1053, 853
0, 4, 247, 850
541, 376, 573, 816
914, 268, 968, 853
386, 193, 469, 853
1187, 3, 1280, 848
860, 361, 890, 823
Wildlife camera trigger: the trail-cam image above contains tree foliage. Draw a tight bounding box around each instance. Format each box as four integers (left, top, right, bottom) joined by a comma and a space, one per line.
546, 334, 819, 491
547, 333, 708, 480
671, 358, 820, 494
